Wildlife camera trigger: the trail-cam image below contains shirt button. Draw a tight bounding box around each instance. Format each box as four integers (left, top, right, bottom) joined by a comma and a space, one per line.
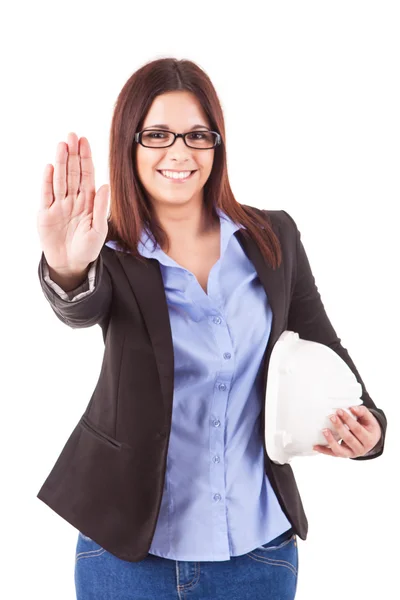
213, 455, 220, 463
213, 419, 221, 428
213, 494, 221, 502
218, 383, 227, 391
223, 352, 231, 360
213, 317, 222, 325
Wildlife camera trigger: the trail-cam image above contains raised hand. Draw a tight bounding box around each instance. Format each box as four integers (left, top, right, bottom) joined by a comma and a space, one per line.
37, 132, 109, 277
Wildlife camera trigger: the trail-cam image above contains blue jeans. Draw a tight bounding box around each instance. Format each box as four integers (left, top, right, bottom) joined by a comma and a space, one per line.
75, 527, 298, 599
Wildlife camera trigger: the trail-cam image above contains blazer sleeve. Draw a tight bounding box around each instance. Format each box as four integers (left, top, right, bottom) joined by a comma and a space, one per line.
282, 210, 387, 460
38, 250, 112, 329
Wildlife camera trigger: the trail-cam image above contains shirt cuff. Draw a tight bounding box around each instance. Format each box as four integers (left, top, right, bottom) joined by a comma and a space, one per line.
42, 257, 97, 301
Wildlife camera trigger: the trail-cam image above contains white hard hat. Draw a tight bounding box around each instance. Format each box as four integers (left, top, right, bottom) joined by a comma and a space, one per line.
265, 331, 363, 465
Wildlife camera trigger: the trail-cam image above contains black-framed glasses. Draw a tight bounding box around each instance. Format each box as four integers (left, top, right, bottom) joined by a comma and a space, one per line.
134, 129, 221, 149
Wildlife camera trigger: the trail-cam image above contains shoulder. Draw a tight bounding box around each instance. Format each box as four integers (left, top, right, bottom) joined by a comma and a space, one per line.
265, 208, 298, 233
242, 204, 299, 238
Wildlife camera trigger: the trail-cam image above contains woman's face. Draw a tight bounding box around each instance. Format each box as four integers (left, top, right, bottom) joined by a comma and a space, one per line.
135, 90, 215, 210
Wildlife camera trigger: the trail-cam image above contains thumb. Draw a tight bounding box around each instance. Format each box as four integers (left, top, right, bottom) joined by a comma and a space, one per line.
92, 184, 109, 233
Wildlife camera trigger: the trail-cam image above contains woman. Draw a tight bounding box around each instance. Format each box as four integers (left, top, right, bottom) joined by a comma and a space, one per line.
36, 57, 386, 600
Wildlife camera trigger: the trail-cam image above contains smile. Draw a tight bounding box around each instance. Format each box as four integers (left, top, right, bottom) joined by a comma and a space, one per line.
157, 170, 197, 182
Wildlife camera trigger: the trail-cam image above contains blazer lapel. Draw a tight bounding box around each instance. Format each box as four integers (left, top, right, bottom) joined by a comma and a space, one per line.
234, 228, 285, 359
116, 254, 175, 421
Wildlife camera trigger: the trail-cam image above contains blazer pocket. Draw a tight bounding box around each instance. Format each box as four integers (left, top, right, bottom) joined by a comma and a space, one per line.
79, 415, 123, 450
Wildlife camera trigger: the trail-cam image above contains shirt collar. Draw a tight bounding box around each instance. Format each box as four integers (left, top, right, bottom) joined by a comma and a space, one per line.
105, 207, 245, 266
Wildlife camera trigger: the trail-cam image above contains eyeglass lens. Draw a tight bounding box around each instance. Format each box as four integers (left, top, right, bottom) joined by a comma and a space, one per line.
141, 130, 217, 148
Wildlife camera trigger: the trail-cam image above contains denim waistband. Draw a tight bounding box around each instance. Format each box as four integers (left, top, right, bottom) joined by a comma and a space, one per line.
263, 527, 294, 548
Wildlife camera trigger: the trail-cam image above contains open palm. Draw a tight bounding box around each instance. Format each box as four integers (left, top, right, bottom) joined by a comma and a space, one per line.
37, 132, 109, 274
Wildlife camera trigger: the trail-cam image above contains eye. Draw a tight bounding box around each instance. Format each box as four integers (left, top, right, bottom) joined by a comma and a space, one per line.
188, 132, 207, 140
143, 131, 167, 139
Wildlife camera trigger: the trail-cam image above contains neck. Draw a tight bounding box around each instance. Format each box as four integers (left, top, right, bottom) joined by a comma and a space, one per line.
156, 202, 219, 247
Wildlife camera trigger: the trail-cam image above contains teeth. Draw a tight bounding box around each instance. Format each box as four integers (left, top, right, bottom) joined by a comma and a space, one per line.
160, 170, 193, 180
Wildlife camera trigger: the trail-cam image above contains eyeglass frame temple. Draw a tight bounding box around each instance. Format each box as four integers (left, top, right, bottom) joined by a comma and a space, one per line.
134, 130, 221, 148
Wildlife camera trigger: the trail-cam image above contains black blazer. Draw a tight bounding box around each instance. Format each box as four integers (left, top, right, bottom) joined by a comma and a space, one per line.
36, 206, 387, 563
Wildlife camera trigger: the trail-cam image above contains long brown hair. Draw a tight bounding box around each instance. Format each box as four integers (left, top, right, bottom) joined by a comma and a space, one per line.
106, 57, 282, 269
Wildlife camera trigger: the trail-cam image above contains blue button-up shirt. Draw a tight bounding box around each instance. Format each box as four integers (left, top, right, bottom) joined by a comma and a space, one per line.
105, 208, 292, 561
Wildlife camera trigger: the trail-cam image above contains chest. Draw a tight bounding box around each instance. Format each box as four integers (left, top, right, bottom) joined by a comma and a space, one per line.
165, 232, 221, 295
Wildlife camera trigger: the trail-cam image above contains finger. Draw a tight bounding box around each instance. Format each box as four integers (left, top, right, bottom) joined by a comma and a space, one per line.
331, 414, 365, 455
53, 141, 68, 201
350, 405, 376, 429
66, 132, 81, 198
337, 410, 367, 446
78, 137, 96, 205
92, 184, 109, 234
313, 444, 336, 457
322, 427, 352, 458
40, 164, 55, 210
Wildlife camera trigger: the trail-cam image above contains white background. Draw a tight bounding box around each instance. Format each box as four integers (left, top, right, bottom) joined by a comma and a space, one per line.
1, 1, 398, 598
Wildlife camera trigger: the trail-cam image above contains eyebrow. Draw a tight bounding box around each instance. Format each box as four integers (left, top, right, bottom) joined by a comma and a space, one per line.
143, 123, 210, 131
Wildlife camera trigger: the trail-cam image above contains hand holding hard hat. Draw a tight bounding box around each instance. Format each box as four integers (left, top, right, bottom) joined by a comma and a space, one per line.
264, 331, 382, 464
312, 403, 381, 458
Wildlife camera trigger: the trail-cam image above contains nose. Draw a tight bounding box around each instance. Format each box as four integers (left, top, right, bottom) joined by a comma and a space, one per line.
167, 136, 191, 159
167, 138, 190, 164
